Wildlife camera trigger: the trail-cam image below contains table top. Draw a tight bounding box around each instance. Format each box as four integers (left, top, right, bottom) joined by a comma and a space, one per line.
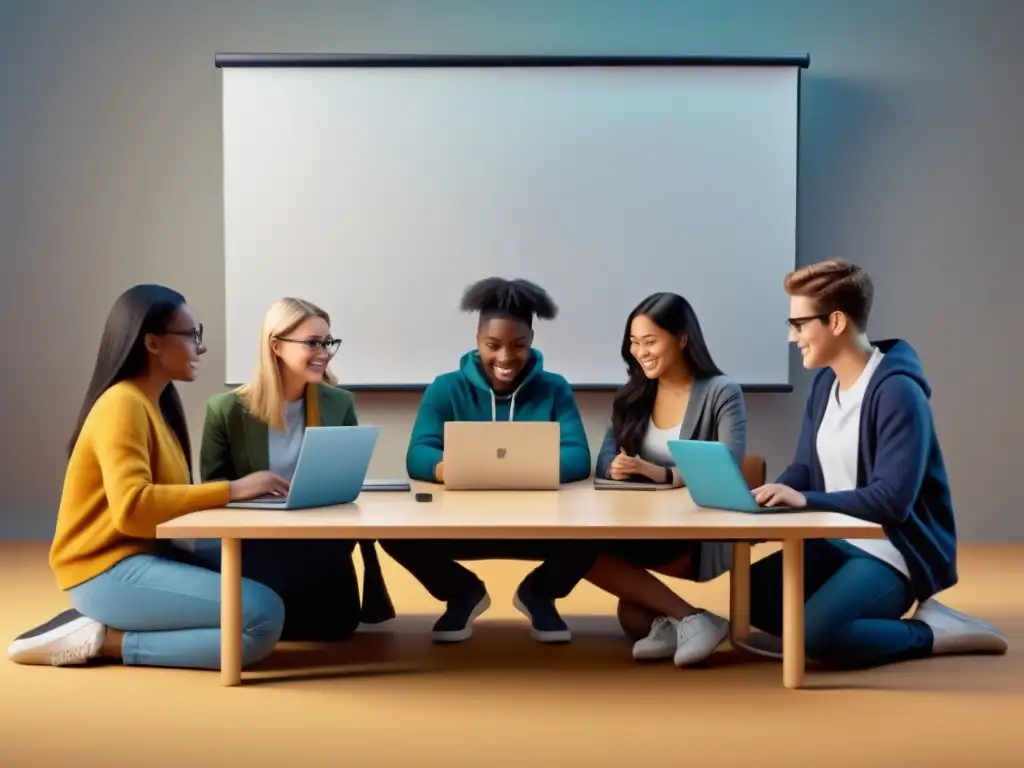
155, 481, 884, 541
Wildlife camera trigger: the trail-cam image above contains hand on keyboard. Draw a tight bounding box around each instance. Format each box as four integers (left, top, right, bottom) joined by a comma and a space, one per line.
751, 483, 806, 509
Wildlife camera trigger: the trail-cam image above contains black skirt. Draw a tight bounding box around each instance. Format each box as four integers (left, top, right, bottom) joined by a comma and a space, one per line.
606, 540, 703, 573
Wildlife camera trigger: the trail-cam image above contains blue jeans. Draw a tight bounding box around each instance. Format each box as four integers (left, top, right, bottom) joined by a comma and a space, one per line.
68, 553, 285, 670
749, 539, 933, 669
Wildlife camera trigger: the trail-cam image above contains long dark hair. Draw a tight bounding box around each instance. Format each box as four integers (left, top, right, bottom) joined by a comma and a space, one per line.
611, 293, 724, 455
69, 285, 194, 475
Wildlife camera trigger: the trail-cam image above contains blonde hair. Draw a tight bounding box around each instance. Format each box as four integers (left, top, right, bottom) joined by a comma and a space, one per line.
237, 297, 339, 430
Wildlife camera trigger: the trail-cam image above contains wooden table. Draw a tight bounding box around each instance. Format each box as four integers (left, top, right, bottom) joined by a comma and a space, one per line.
156, 482, 883, 689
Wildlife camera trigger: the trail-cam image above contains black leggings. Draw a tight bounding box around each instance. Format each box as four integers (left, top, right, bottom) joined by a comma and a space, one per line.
188, 539, 362, 642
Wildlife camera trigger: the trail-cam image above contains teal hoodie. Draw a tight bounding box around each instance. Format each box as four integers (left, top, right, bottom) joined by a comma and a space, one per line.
406, 349, 592, 483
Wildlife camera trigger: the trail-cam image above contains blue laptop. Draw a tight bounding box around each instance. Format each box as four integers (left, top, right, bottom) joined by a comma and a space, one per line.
228, 425, 380, 509
667, 439, 791, 513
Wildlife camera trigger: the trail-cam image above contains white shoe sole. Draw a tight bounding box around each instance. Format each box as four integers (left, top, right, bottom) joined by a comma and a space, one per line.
732, 631, 784, 660
432, 593, 491, 643
7, 615, 99, 666
632, 645, 675, 661
512, 594, 571, 644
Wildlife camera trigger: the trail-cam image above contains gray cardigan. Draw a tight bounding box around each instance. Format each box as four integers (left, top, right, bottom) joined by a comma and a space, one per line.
595, 374, 748, 582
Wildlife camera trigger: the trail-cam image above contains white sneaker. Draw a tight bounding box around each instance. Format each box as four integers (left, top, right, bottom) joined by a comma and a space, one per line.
7, 609, 106, 666
911, 599, 1008, 655
673, 611, 730, 667
632, 616, 677, 660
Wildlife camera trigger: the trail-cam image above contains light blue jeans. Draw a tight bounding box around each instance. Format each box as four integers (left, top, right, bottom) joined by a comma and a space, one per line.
68, 553, 285, 670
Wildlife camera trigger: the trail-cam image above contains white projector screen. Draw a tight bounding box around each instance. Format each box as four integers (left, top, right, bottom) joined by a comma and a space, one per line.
219, 54, 805, 389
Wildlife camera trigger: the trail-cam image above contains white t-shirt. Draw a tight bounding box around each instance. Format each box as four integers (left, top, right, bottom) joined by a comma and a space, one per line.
815, 346, 910, 578
640, 417, 680, 467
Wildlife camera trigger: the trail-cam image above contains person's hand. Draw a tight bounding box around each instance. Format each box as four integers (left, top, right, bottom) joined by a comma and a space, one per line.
608, 449, 638, 480
752, 483, 807, 508
229, 471, 290, 501
434, 462, 444, 483
609, 450, 666, 482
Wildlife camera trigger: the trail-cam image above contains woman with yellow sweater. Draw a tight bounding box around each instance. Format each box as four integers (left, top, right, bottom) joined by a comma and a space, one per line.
7, 285, 286, 670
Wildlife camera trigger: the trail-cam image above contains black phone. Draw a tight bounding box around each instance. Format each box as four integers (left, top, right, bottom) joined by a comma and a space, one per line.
415, 492, 433, 502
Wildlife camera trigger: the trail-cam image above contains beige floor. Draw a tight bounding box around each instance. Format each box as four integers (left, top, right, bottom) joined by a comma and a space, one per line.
1, 540, 1022, 766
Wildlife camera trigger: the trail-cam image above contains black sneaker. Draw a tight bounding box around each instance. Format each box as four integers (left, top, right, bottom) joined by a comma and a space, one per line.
7, 609, 106, 666
432, 581, 491, 643
513, 579, 571, 643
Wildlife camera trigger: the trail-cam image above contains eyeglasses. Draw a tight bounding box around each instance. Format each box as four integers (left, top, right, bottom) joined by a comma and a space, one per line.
786, 314, 831, 329
165, 324, 204, 346
275, 336, 342, 355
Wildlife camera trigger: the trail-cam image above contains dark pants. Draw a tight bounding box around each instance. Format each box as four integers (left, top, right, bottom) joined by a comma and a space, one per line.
380, 539, 599, 602
190, 539, 362, 642
749, 539, 934, 669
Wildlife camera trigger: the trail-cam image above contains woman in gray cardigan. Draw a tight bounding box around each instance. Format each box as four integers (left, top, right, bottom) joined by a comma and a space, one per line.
584, 292, 748, 668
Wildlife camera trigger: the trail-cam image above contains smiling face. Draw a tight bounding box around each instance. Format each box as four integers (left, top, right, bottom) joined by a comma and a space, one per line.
477, 317, 533, 389
628, 313, 686, 380
145, 305, 205, 382
270, 315, 338, 385
787, 295, 846, 369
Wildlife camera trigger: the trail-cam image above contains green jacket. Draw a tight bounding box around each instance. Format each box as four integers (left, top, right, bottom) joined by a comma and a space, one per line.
199, 382, 394, 623
200, 382, 357, 480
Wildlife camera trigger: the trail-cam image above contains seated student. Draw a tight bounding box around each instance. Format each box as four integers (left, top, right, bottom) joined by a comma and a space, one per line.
193, 297, 395, 642
750, 259, 1007, 668
7, 285, 285, 670
380, 277, 595, 644
584, 292, 746, 666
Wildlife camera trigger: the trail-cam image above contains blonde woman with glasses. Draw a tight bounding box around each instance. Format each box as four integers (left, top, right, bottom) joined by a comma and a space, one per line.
193, 297, 395, 641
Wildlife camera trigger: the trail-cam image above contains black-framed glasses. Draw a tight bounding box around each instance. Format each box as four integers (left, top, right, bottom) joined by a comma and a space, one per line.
275, 336, 342, 355
786, 314, 831, 329
165, 323, 204, 346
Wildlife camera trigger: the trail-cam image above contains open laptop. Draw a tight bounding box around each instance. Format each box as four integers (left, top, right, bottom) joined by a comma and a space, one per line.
228, 425, 379, 509
443, 421, 560, 490
667, 439, 792, 513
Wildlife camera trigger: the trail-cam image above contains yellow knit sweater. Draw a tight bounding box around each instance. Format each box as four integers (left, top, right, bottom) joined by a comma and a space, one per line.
49, 380, 231, 590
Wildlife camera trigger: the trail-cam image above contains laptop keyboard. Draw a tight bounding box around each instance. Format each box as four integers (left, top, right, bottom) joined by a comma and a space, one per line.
252, 493, 286, 502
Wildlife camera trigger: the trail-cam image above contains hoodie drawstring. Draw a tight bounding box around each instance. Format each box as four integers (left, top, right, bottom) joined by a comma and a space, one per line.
490, 388, 520, 422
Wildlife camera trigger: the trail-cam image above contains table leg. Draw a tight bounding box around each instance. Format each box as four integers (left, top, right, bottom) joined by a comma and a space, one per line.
729, 542, 751, 645
782, 538, 805, 689
221, 537, 242, 686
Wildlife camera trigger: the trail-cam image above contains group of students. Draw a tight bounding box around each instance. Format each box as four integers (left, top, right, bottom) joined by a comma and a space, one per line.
7, 260, 1008, 675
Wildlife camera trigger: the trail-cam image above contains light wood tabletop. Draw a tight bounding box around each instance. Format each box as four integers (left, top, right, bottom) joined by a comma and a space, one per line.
155, 481, 883, 691
156, 481, 884, 540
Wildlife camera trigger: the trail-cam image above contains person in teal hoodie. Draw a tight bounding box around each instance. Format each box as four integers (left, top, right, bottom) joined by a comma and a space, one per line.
380, 277, 596, 645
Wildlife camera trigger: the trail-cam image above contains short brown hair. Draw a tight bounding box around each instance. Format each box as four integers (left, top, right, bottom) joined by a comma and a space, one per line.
784, 259, 874, 331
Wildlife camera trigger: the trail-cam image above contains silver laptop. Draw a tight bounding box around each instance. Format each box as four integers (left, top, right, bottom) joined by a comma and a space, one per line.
443, 421, 560, 490
361, 478, 411, 492
228, 425, 379, 509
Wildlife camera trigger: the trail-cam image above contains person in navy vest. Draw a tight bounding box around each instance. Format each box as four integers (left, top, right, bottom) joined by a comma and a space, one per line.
749, 259, 1007, 668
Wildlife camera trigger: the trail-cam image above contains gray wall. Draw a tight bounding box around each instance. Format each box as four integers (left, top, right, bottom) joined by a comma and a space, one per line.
1, 0, 1021, 541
